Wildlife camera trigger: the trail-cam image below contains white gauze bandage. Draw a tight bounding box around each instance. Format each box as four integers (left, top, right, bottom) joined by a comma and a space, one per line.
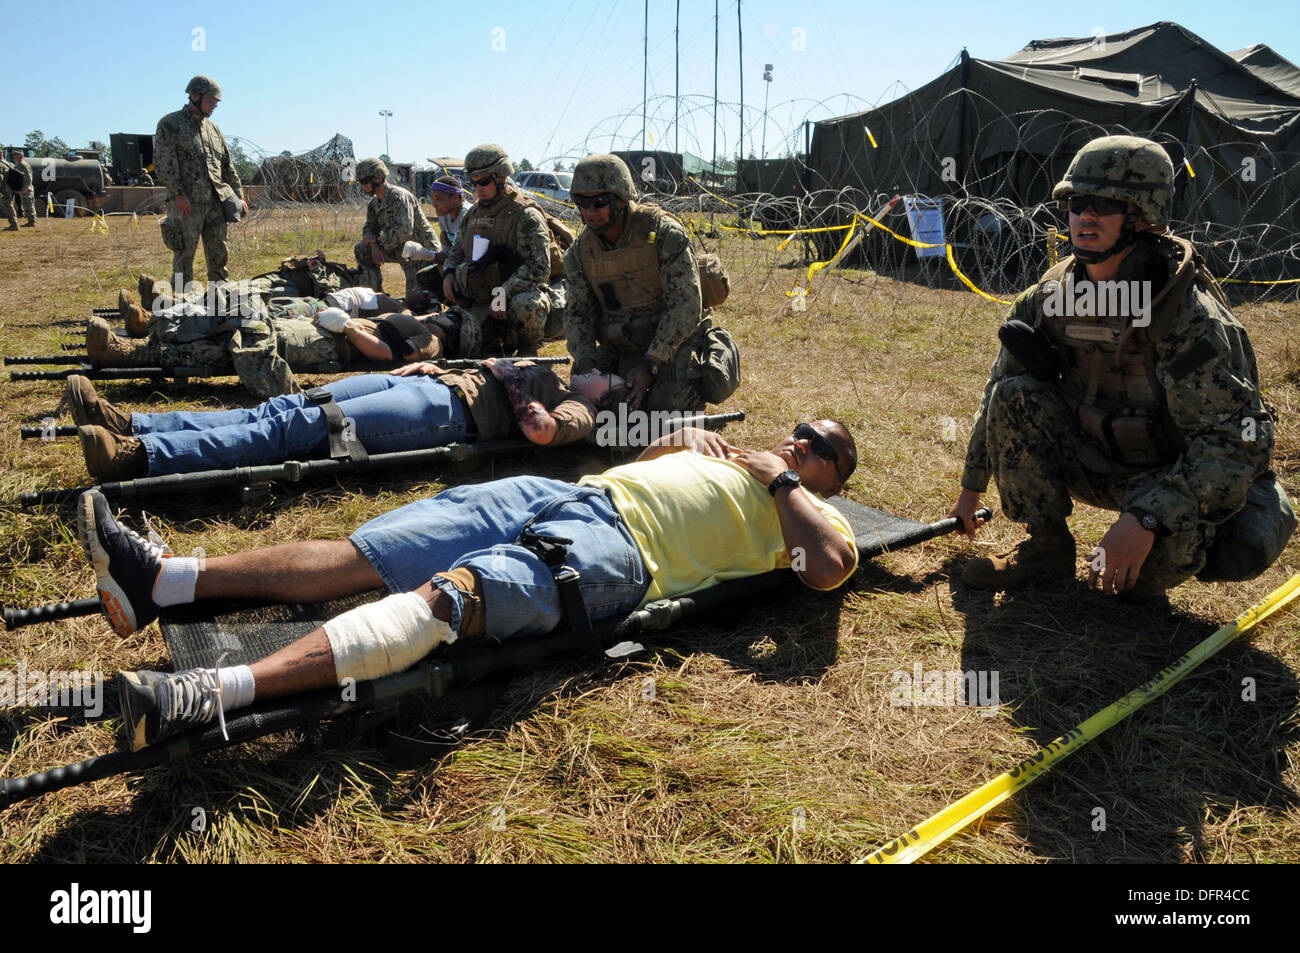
324, 286, 379, 315
402, 240, 437, 261
323, 591, 457, 684
315, 306, 350, 332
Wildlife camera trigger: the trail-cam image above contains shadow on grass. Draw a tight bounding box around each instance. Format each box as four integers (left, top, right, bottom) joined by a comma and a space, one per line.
948, 567, 1300, 862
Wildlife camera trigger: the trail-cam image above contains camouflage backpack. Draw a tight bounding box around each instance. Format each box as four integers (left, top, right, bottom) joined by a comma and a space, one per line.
274, 253, 357, 298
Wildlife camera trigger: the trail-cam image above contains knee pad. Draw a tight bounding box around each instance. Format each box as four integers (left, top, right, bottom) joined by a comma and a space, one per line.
324, 591, 456, 684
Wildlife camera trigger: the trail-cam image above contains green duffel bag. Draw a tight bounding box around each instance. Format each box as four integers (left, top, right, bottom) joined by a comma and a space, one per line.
1197, 472, 1297, 582
697, 325, 741, 404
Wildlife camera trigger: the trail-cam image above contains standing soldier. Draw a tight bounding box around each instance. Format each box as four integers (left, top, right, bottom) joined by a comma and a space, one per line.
441, 144, 566, 355
352, 157, 439, 297
9, 148, 37, 227
154, 75, 248, 287
950, 135, 1293, 601
563, 153, 737, 413
1, 151, 19, 230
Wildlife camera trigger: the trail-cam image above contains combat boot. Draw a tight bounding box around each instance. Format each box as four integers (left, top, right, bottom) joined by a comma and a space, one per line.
4, 223, 17, 231
66, 374, 133, 436
22, 220, 36, 228
87, 318, 155, 367
137, 274, 171, 312
961, 522, 1076, 591
118, 290, 151, 337
78, 425, 147, 481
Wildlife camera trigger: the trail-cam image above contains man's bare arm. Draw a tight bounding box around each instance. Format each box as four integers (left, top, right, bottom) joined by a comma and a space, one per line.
635, 425, 732, 461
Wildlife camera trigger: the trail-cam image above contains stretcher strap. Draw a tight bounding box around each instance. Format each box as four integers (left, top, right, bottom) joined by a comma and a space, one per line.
304, 387, 368, 463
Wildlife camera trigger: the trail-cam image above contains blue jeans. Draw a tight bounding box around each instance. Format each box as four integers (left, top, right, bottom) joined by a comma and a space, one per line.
133, 373, 469, 475
350, 476, 650, 639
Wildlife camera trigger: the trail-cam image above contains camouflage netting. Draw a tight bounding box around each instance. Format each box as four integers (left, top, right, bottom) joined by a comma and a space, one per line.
250, 133, 366, 204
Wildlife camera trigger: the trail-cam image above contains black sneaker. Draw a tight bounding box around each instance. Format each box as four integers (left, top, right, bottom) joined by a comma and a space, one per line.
77, 489, 169, 636
118, 667, 225, 751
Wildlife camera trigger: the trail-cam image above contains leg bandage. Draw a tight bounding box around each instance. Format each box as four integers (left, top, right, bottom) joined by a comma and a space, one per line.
323, 591, 456, 684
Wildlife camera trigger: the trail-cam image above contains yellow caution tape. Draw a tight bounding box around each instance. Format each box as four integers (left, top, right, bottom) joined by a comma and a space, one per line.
865, 125, 878, 149
860, 572, 1300, 864
1218, 276, 1300, 285
1183, 157, 1196, 179
806, 218, 859, 282
945, 245, 1012, 304
89, 213, 109, 234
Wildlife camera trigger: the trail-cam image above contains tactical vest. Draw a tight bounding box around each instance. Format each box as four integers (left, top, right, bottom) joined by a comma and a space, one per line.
578, 203, 679, 352
1035, 234, 1217, 469
459, 187, 562, 302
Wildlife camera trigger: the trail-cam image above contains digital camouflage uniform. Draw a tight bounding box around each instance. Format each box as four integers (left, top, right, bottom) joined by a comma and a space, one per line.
0, 155, 18, 228
353, 183, 439, 295
563, 200, 710, 413
9, 157, 37, 224
444, 185, 561, 354
154, 103, 244, 285
142, 282, 451, 396
961, 233, 1274, 592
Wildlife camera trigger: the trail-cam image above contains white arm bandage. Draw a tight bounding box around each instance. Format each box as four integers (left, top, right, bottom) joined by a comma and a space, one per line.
325, 286, 380, 314
323, 591, 457, 684
402, 240, 437, 261
315, 306, 351, 333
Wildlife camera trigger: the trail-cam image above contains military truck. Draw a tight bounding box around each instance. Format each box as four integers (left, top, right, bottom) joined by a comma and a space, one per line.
109, 133, 156, 186
3, 151, 110, 215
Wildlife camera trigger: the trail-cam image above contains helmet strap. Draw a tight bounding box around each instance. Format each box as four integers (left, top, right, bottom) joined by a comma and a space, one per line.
1070, 208, 1139, 265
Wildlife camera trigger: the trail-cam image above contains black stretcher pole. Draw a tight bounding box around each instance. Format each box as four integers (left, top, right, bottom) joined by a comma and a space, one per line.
3, 597, 102, 629
859, 507, 991, 559
4, 354, 96, 366
8, 355, 571, 382
19, 411, 744, 506
20, 425, 78, 439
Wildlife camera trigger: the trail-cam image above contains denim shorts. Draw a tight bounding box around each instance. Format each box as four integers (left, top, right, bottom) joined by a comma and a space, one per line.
350, 476, 649, 638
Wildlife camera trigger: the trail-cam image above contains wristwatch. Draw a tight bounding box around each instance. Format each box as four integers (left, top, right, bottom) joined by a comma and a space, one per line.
639, 357, 661, 377
769, 469, 802, 496
1128, 509, 1164, 535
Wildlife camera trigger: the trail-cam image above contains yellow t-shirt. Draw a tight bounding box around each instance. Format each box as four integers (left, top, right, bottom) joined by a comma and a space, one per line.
579, 451, 859, 605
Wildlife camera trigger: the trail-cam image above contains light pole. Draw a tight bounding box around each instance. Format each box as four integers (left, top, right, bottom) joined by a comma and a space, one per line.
761, 65, 773, 160
378, 109, 393, 159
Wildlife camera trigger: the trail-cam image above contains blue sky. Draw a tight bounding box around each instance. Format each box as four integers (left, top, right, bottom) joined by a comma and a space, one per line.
4, 0, 1297, 168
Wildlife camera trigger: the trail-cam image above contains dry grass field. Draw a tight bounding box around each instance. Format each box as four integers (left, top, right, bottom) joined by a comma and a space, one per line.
1, 207, 1297, 863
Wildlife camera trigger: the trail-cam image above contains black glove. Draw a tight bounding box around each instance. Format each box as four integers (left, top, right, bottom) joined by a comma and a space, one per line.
998, 319, 1062, 382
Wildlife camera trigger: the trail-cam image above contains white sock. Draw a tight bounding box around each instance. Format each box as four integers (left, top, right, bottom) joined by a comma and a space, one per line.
151, 557, 199, 606
217, 665, 256, 710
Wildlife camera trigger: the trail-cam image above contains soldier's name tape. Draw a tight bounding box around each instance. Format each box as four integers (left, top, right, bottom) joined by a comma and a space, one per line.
860, 572, 1300, 864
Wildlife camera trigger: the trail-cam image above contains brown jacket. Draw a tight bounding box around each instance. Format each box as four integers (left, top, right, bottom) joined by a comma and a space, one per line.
436, 360, 596, 445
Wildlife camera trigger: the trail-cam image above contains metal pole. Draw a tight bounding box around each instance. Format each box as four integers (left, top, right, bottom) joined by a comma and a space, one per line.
737, 1, 744, 161
642, 0, 648, 150
675, 0, 680, 156
761, 65, 772, 159
712, 0, 719, 172
378, 109, 393, 160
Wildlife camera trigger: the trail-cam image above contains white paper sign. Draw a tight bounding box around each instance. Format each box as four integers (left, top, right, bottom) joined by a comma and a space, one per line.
902, 196, 945, 259
472, 235, 490, 261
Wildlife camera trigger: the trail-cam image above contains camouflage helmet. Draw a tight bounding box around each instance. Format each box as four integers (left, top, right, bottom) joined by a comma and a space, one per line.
1052, 135, 1174, 227
464, 143, 514, 180
355, 157, 388, 184
572, 154, 636, 200
185, 75, 223, 100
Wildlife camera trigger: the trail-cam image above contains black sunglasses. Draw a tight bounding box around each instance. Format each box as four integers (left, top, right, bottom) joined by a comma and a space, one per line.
793, 423, 848, 484
573, 192, 616, 210
470, 176, 495, 189
1067, 194, 1128, 216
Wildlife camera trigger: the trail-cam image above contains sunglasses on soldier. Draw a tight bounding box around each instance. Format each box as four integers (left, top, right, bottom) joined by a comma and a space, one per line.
1067, 194, 1128, 216
573, 193, 616, 210
793, 423, 848, 484
471, 176, 495, 189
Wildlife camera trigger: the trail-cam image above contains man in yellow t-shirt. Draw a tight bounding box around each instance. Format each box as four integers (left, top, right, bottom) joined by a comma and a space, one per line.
81, 422, 860, 749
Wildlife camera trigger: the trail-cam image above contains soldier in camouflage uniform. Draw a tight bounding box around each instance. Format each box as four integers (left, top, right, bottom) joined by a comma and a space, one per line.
8, 149, 37, 226
951, 135, 1281, 600
154, 76, 247, 286
1, 152, 19, 230
442, 144, 565, 355
86, 281, 478, 398
353, 157, 439, 296
563, 153, 715, 413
